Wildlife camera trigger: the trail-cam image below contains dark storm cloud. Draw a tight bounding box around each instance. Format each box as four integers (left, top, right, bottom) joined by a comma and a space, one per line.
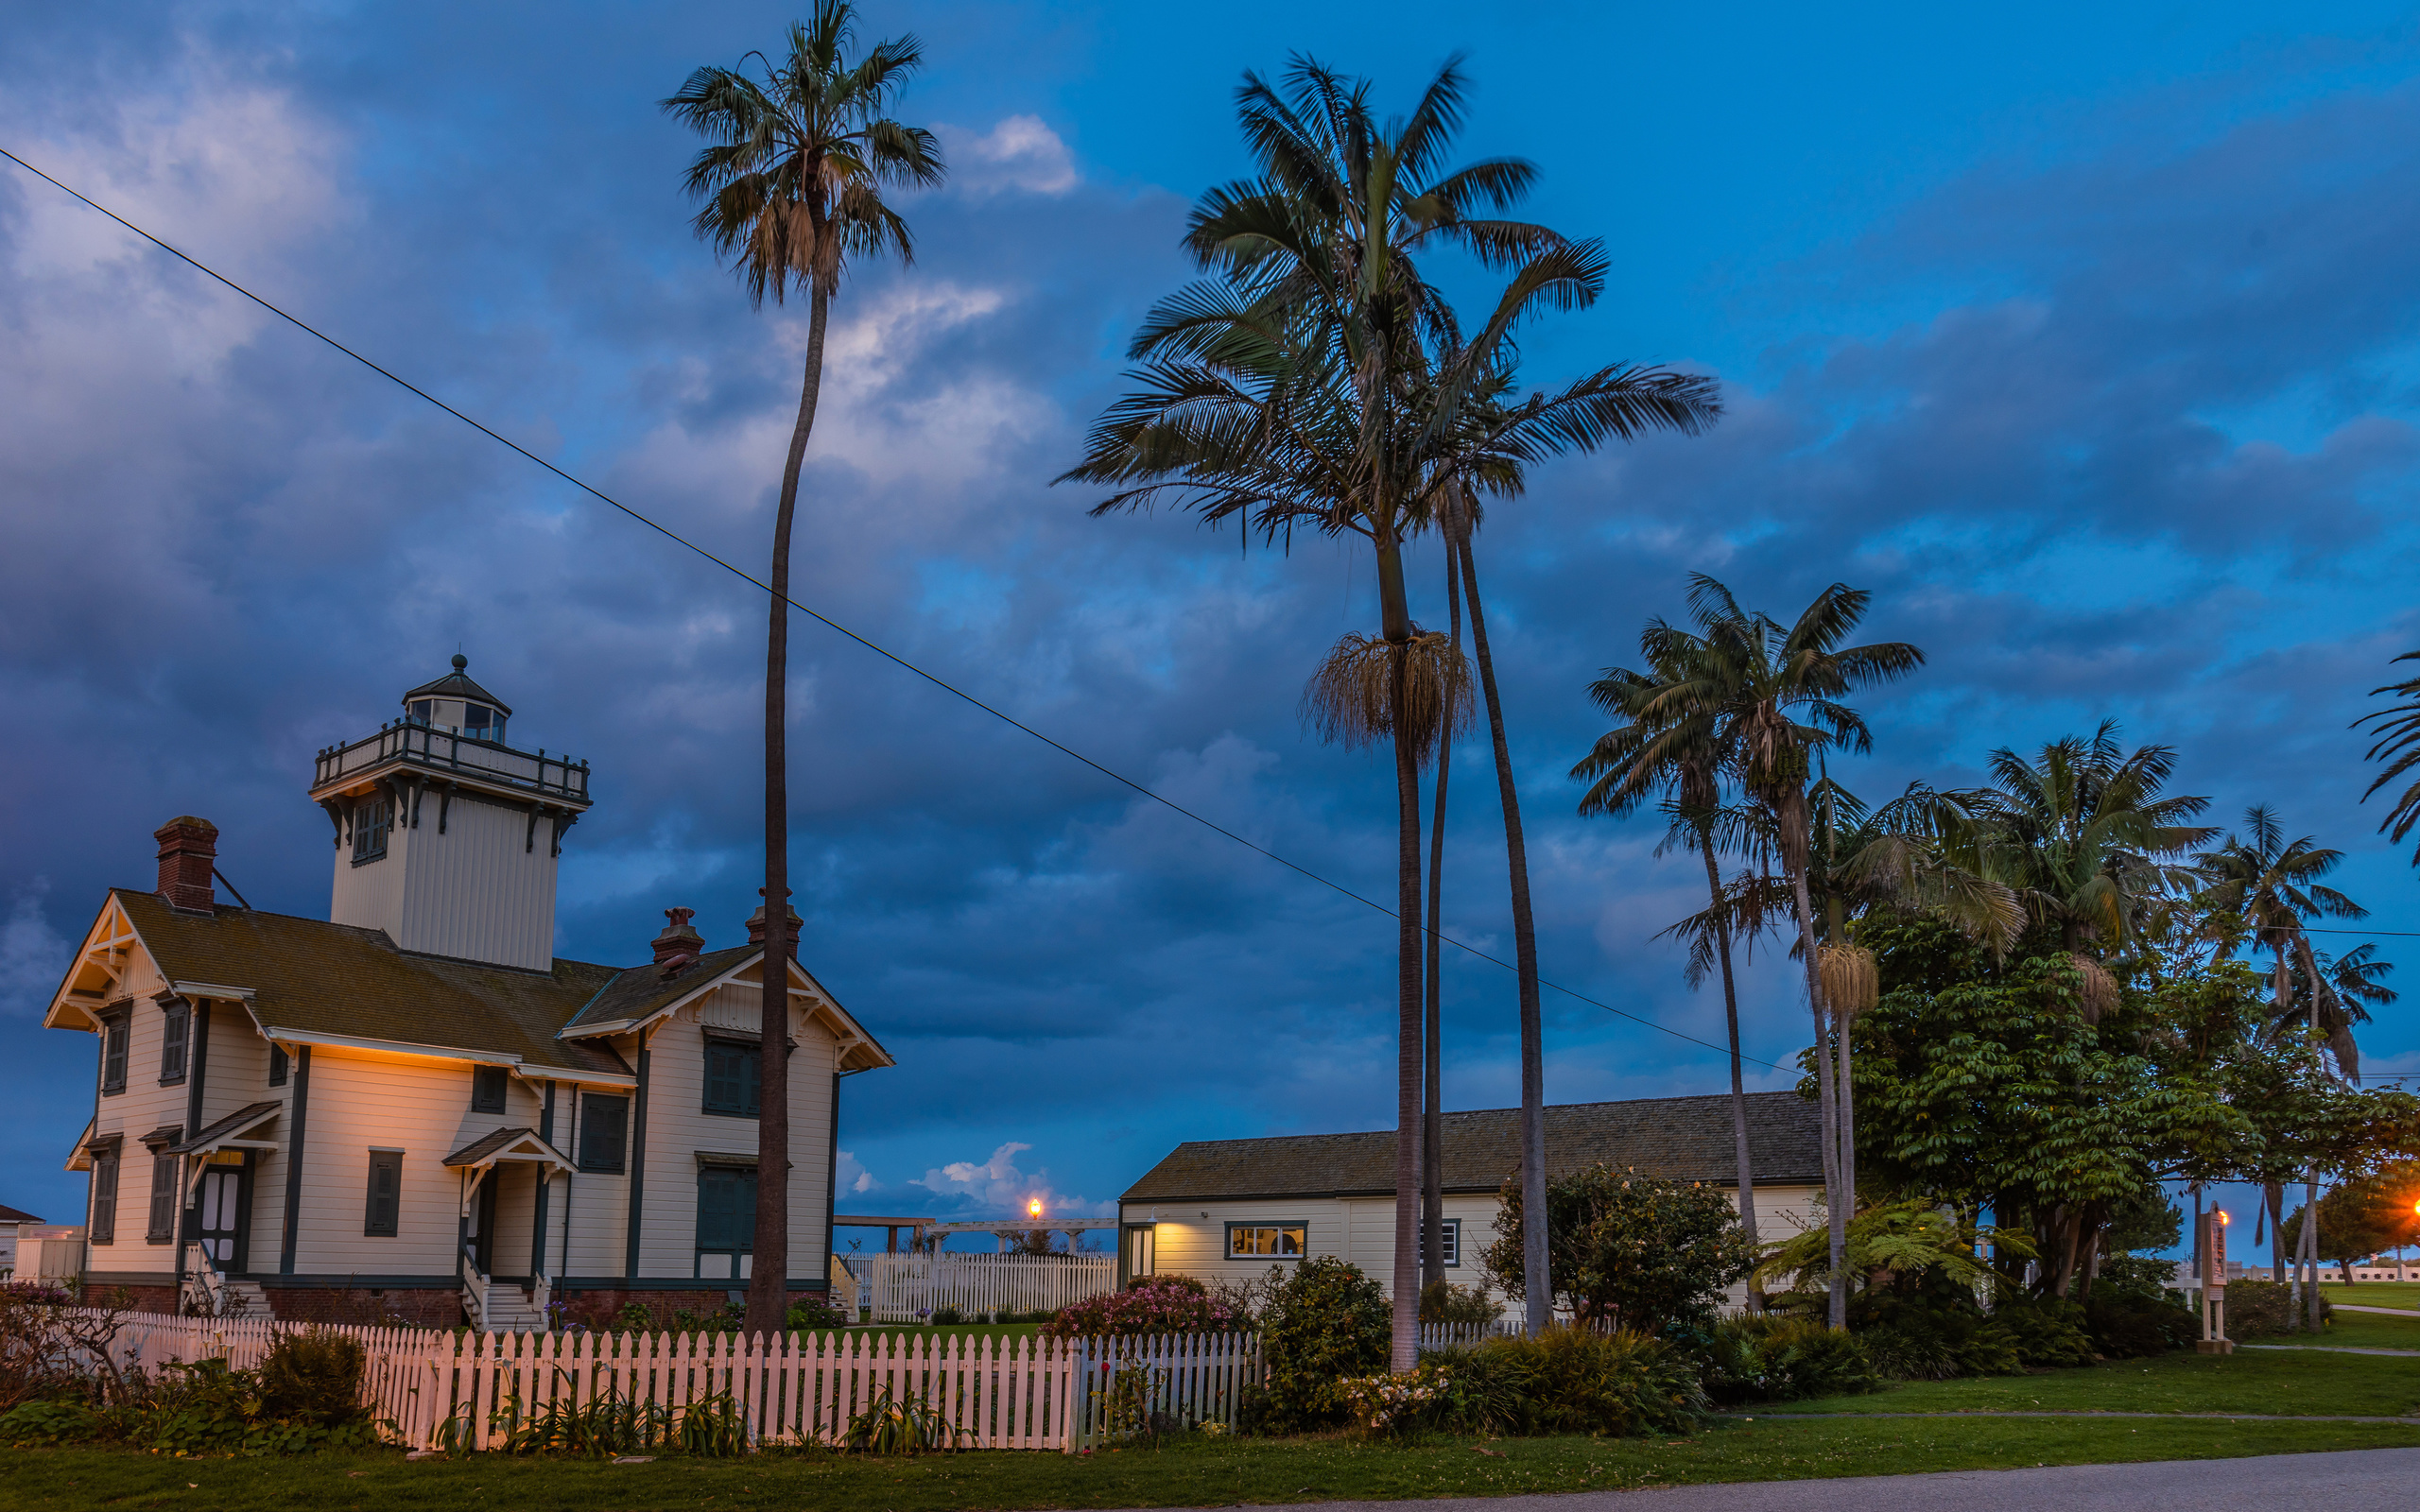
6, 11, 2420, 1221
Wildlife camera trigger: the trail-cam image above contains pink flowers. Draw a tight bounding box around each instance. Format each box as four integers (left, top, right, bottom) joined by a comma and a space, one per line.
1043, 1277, 1243, 1338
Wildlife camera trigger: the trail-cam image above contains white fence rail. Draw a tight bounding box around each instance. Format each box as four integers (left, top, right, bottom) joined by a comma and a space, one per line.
94, 1312, 1254, 1452
862, 1252, 1116, 1323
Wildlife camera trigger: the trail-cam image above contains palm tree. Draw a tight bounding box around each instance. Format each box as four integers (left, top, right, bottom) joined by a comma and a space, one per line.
665, 3, 943, 1338
1963, 723, 2215, 1006
1421, 524, 1462, 1296
2355, 650, 2420, 865
1671, 577, 1925, 1329
1065, 56, 1709, 1363
1575, 625, 1769, 1299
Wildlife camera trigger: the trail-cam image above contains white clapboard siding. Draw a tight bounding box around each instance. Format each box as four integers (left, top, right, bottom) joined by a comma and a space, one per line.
863, 1252, 1116, 1323
93, 1312, 1259, 1452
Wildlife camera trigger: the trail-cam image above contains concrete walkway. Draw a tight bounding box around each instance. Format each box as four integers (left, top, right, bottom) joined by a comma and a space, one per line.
1146, 1447, 2420, 1512
2332, 1303, 2420, 1317
2240, 1343, 2420, 1357
1731, 1408, 2420, 1422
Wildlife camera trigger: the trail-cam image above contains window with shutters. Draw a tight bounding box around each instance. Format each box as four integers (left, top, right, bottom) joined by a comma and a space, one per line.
695, 1166, 756, 1278
363, 1150, 403, 1236
146, 1143, 182, 1243
90, 1149, 120, 1245
471, 1064, 509, 1114
159, 1001, 190, 1086
701, 1037, 760, 1118
99, 1010, 130, 1094
352, 798, 390, 864
579, 1094, 628, 1173
268, 1044, 288, 1088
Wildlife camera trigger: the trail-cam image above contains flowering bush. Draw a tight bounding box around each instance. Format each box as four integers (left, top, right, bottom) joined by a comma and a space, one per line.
1239, 1257, 1391, 1435
1044, 1275, 1245, 1338
1338, 1367, 1446, 1438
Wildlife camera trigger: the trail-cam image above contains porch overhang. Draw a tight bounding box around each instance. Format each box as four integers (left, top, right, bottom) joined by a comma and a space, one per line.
170, 1101, 283, 1157
442, 1126, 576, 1184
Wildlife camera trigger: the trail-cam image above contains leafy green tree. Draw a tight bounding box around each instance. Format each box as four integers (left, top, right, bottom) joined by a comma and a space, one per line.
664, 2, 943, 1337
1247, 1257, 1390, 1434
2282, 1177, 2420, 1285
1483, 1164, 1757, 1333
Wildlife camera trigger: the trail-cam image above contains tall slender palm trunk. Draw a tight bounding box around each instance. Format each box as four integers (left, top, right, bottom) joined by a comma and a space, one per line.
1699, 837, 1762, 1303
1420, 546, 1461, 1296
1454, 533, 1548, 1335
2305, 1178, 2323, 1332
2267, 1182, 2285, 1283
1783, 847, 1845, 1329
1391, 636, 1424, 1372
746, 286, 828, 1339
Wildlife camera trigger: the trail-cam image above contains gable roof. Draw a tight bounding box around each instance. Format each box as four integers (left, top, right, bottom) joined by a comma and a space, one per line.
0, 1204, 40, 1225
97, 889, 629, 1078
1120, 1091, 1823, 1204
558, 945, 894, 1072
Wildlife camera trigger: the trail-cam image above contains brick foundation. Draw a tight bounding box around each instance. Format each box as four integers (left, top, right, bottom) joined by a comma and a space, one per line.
260, 1287, 465, 1328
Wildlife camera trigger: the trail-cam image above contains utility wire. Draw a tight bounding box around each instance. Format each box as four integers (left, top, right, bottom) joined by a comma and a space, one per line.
0, 145, 1787, 1072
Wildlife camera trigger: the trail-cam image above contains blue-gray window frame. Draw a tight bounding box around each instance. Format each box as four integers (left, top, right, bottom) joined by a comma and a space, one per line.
1223, 1220, 1308, 1260
1418, 1217, 1461, 1267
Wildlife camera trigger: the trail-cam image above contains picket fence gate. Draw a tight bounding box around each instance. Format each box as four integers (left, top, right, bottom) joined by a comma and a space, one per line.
95, 1312, 1255, 1452
861, 1251, 1117, 1323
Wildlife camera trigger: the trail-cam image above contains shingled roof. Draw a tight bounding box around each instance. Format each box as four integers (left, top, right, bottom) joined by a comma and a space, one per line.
559, 944, 761, 1033
1121, 1091, 1823, 1204
110, 889, 630, 1077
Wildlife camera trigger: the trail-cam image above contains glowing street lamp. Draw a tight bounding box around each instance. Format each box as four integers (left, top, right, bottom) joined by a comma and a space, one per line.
1028, 1196, 1045, 1221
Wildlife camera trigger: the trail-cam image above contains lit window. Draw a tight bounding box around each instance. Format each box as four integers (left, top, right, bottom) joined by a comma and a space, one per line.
1226, 1223, 1306, 1259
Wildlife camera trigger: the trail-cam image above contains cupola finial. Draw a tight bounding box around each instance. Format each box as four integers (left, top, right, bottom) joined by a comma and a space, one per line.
452, 652, 468, 672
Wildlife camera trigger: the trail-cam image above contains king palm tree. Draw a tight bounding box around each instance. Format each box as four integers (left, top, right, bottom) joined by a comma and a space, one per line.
1575, 625, 1767, 1295
2355, 650, 2420, 866
665, 3, 943, 1338
1673, 577, 1924, 1329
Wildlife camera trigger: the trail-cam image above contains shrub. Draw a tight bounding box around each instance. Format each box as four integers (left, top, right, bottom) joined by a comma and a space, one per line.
1486, 1165, 1756, 1332
1700, 1315, 1879, 1403
1418, 1280, 1501, 1327
929, 1306, 965, 1326
258, 1330, 366, 1426
2222, 1279, 2332, 1338
1339, 1367, 1447, 1439
1045, 1274, 1246, 1339
2083, 1289, 2197, 1358
1239, 1257, 1389, 1435
1426, 1326, 1706, 1436
787, 1299, 850, 1332
0, 1399, 102, 1447
2093, 1251, 2181, 1304
1988, 1295, 2097, 1367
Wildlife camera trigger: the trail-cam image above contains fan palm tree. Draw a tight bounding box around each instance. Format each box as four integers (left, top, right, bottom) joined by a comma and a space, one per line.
665, 2, 943, 1338
1668, 577, 1925, 1328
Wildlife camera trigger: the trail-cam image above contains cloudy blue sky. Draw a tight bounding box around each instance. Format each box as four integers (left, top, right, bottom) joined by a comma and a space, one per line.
5, 1, 2419, 1248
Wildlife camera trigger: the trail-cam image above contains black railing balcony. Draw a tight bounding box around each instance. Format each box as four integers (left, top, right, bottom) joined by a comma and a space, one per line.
313, 721, 591, 804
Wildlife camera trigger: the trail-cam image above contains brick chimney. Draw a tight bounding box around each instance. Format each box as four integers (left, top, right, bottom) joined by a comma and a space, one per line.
651, 906, 703, 967
746, 889, 801, 959
155, 816, 219, 914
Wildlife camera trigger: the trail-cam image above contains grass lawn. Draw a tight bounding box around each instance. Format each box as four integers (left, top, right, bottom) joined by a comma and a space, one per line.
2321, 1280, 2420, 1310
1780, 1339, 2420, 1418
2274, 1308, 2420, 1353
7, 1417, 2420, 1512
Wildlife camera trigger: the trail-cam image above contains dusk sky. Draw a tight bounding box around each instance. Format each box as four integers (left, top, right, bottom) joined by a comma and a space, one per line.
5, 2, 2420, 1249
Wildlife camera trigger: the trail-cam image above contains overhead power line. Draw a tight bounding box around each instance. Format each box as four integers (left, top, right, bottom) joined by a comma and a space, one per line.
0, 145, 1786, 1074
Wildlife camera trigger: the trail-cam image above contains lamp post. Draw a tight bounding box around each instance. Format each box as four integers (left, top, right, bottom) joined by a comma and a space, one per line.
2198, 1209, 2234, 1356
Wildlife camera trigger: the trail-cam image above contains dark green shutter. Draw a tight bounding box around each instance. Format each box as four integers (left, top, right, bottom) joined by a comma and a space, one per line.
472, 1065, 507, 1113
147, 1150, 178, 1241
102, 1017, 129, 1093
161, 1005, 189, 1083
269, 1046, 287, 1087
580, 1094, 628, 1173
696, 1167, 756, 1253
91, 1152, 118, 1244
364, 1150, 402, 1235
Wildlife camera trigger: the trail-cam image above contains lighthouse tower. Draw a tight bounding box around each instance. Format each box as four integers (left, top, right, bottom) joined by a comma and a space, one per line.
306, 655, 593, 971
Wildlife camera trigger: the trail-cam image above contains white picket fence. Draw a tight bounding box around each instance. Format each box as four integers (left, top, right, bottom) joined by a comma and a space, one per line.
94, 1312, 1255, 1452
861, 1251, 1116, 1323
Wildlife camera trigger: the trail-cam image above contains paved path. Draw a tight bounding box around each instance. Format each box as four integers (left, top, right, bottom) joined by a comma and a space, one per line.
1134, 1448, 2420, 1512
2241, 1343, 2420, 1357
2332, 1303, 2420, 1317
1730, 1409, 2419, 1421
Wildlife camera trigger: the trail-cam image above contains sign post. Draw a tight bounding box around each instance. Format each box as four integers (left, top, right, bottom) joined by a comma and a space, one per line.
2197, 1209, 2234, 1355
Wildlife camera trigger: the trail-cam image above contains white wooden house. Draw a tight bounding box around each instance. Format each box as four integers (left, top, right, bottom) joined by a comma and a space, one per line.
41, 657, 890, 1327
1116, 1093, 1824, 1313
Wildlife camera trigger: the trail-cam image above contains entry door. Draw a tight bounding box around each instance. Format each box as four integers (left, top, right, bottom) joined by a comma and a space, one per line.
195, 1168, 242, 1265
470, 1174, 500, 1275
